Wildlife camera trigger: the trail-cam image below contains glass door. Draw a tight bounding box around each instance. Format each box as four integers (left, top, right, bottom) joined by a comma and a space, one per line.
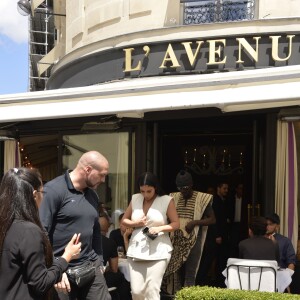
62, 132, 131, 220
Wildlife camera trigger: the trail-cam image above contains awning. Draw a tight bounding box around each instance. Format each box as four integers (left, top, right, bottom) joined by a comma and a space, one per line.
0, 65, 300, 123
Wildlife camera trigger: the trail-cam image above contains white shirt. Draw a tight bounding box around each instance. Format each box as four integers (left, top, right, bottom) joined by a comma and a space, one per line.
234, 196, 242, 222
126, 194, 173, 260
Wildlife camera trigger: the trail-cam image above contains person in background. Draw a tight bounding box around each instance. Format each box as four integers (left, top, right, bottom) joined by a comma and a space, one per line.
227, 183, 248, 258
206, 186, 215, 196
110, 213, 133, 254
39, 151, 111, 300
196, 185, 217, 286
98, 202, 114, 236
163, 170, 215, 295
265, 213, 296, 270
212, 181, 229, 287
122, 172, 179, 300
99, 201, 112, 224
239, 216, 280, 263
0, 168, 81, 299
99, 216, 132, 300
111, 209, 125, 229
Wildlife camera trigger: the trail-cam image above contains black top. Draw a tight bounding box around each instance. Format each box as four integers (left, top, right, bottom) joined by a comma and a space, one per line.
102, 234, 118, 266
239, 236, 280, 263
109, 228, 125, 251
0, 220, 68, 299
39, 170, 103, 267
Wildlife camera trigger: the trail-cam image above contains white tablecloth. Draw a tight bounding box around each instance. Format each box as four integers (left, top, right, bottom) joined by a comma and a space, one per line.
277, 268, 294, 293
223, 267, 294, 293
118, 258, 130, 282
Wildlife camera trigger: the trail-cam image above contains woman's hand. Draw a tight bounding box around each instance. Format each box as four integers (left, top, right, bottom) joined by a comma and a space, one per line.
135, 216, 147, 227
148, 226, 161, 235
62, 233, 82, 262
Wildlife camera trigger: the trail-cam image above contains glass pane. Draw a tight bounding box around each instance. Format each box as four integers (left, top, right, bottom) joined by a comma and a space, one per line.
62, 132, 129, 219
182, 0, 254, 24
183, 1, 216, 24
221, 0, 251, 21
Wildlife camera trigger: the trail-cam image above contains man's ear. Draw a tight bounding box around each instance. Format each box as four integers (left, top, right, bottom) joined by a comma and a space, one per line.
85, 165, 92, 174
248, 228, 253, 237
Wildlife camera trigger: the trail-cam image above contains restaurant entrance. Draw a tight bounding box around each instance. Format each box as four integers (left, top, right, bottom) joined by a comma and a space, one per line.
159, 115, 254, 198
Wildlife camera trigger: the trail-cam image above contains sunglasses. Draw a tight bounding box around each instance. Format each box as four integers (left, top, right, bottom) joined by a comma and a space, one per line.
177, 186, 190, 191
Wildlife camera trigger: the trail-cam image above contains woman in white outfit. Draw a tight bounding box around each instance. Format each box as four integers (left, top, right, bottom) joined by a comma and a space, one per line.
122, 172, 179, 300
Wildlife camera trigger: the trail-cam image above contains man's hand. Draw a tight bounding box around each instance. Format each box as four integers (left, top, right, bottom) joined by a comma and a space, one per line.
185, 221, 196, 234
54, 273, 70, 294
266, 233, 276, 242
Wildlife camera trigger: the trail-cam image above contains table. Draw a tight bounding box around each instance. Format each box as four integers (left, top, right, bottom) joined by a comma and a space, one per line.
277, 268, 294, 293
118, 258, 130, 282
222, 267, 294, 293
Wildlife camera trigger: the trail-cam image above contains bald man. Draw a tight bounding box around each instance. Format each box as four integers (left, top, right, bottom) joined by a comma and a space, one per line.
39, 151, 111, 300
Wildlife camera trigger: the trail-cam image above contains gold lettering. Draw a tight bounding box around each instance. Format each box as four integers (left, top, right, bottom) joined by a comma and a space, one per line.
159, 44, 181, 69
270, 35, 295, 61
207, 39, 226, 65
123, 48, 142, 72
143, 45, 150, 57
236, 37, 261, 63
181, 41, 204, 67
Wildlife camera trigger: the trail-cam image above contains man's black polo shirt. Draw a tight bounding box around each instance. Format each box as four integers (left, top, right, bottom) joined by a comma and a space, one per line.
39, 170, 103, 267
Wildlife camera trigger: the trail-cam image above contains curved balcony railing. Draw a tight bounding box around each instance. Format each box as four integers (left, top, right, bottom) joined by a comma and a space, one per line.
181, 0, 255, 24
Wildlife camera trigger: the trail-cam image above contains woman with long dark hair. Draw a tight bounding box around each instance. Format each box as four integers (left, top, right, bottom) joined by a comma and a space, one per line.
0, 168, 81, 299
122, 172, 179, 300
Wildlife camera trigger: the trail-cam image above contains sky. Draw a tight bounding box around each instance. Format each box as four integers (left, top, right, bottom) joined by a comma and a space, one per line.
0, 0, 29, 95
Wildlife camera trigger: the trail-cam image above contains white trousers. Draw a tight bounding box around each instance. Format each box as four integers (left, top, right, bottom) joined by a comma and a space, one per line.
128, 256, 170, 300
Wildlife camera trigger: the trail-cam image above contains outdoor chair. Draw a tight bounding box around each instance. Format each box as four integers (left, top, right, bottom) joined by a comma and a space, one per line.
225, 258, 278, 292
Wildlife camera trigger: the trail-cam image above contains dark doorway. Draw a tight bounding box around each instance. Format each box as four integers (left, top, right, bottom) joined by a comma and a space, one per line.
158, 115, 254, 203
161, 132, 252, 195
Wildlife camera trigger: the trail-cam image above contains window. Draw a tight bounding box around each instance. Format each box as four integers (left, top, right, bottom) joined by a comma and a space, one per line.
62, 132, 130, 216
181, 0, 255, 24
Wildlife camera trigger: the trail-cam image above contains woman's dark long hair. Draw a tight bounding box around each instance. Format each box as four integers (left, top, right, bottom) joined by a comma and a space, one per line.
137, 172, 165, 196
0, 168, 53, 269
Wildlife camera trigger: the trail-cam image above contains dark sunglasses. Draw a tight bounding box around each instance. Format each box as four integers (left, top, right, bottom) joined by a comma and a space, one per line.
177, 186, 190, 191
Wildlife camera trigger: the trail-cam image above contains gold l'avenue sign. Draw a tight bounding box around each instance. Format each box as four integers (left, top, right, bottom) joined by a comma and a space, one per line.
123, 35, 297, 73
47, 34, 300, 89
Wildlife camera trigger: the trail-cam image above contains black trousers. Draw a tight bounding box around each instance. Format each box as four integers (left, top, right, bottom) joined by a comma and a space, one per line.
215, 239, 229, 288
104, 271, 132, 300
196, 228, 216, 286
228, 222, 241, 258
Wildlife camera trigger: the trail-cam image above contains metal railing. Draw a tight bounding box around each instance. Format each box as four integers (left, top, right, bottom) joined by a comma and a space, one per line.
181, 0, 255, 24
